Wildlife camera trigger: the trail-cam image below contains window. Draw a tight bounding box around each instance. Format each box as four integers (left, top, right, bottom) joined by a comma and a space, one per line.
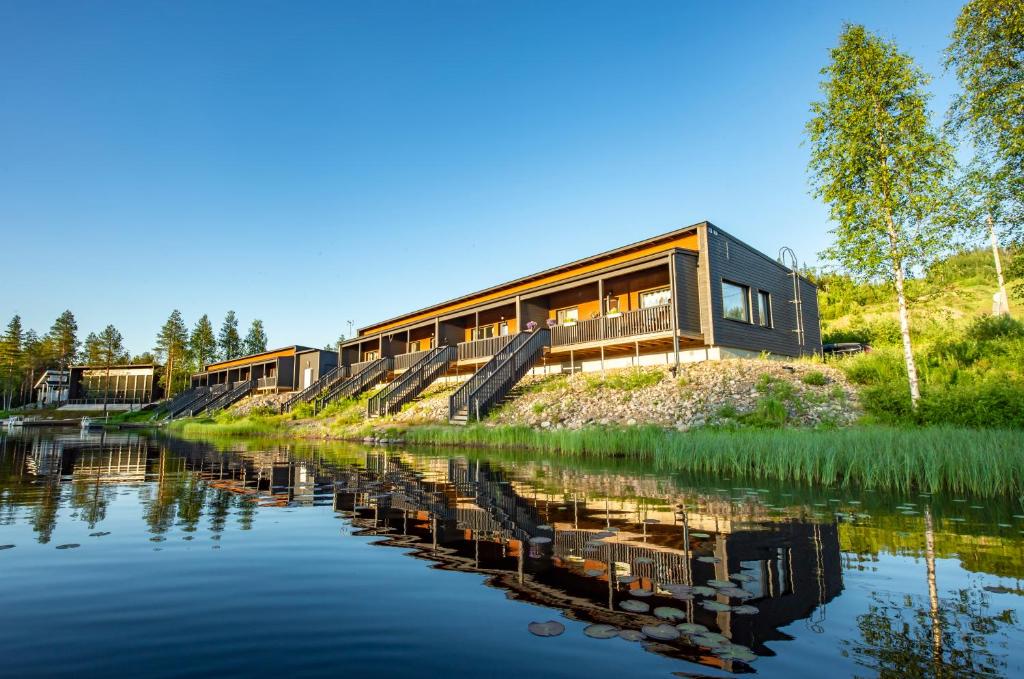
475, 325, 495, 340
408, 340, 420, 353
722, 281, 750, 322
606, 297, 621, 314
498, 321, 509, 336
364, 350, 379, 361
556, 307, 579, 324
639, 288, 671, 308
757, 291, 772, 327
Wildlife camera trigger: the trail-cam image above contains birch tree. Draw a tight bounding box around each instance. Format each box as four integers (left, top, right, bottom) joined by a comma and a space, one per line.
807, 24, 955, 408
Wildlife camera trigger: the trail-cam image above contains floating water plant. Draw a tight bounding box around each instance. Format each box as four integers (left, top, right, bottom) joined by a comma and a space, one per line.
693, 586, 716, 597
617, 629, 646, 642
675, 623, 708, 634
732, 605, 759, 615
528, 621, 565, 637
55, 544, 80, 550
88, 532, 111, 537
702, 601, 732, 612
719, 587, 754, 600
692, 632, 729, 647
642, 624, 680, 641
620, 600, 650, 613
632, 589, 653, 597
654, 607, 686, 621
697, 556, 720, 564
707, 579, 733, 588
0, 545, 14, 550
729, 573, 755, 583
583, 624, 619, 639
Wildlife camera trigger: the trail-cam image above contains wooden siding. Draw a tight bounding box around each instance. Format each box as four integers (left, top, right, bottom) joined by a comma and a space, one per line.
205, 347, 296, 372
704, 228, 822, 356
672, 251, 702, 336
359, 231, 699, 336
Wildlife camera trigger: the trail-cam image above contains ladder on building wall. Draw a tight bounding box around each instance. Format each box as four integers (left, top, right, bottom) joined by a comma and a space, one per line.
448, 329, 550, 425
779, 247, 805, 348
367, 346, 456, 417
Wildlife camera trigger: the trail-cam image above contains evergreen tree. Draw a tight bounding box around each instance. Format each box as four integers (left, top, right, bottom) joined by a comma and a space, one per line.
807, 24, 955, 408
45, 310, 79, 373
21, 329, 45, 406
218, 311, 241, 360
0, 315, 24, 409
82, 332, 103, 365
189, 314, 217, 372
95, 324, 126, 415
243, 319, 268, 356
155, 310, 188, 397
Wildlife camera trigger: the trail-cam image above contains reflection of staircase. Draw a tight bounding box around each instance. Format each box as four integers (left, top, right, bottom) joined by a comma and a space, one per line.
315, 358, 391, 414
448, 329, 549, 425
281, 366, 347, 413
367, 346, 456, 417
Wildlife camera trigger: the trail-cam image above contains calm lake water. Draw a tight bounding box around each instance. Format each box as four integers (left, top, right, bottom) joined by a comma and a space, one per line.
1, 430, 1023, 678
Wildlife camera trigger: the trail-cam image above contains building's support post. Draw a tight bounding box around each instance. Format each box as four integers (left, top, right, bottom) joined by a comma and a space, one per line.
668, 253, 681, 371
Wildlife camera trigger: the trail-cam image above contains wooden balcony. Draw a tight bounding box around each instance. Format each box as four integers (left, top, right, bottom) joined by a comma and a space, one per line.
549, 304, 673, 348
256, 376, 278, 390
393, 349, 431, 372
457, 334, 516, 362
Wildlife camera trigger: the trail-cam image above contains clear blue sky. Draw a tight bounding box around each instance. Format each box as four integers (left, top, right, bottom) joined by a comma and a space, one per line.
1, 0, 963, 356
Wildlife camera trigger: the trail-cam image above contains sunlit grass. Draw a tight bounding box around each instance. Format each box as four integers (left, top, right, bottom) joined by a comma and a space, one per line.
403, 424, 1024, 497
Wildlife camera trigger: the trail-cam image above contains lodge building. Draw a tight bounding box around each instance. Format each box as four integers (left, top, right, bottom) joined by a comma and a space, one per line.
171, 221, 821, 422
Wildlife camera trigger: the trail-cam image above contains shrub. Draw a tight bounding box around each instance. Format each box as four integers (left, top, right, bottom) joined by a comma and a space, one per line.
801, 371, 828, 386
585, 368, 663, 392
967, 315, 1024, 342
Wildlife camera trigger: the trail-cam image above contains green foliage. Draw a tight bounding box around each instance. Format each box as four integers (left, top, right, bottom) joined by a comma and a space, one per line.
189, 314, 217, 372
403, 424, 1024, 498
947, 0, 1024, 243
155, 310, 189, 396
46, 310, 78, 371
585, 368, 663, 392
218, 311, 241, 360
801, 371, 828, 386
243, 319, 268, 356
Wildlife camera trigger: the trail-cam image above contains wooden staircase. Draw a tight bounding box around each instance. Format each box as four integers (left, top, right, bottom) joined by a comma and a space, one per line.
367, 346, 456, 418
448, 329, 550, 425
314, 358, 392, 414
203, 379, 256, 415
281, 365, 348, 413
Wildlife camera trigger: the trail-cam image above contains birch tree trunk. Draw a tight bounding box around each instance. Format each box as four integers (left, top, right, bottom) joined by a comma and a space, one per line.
987, 214, 1010, 315
892, 259, 921, 406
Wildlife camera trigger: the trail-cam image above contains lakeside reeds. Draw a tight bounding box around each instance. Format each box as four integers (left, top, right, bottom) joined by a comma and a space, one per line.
403, 425, 1024, 498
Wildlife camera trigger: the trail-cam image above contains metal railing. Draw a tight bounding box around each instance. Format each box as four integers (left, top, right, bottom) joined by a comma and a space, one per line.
206, 378, 256, 415
349, 358, 380, 375
549, 304, 673, 347
450, 329, 550, 423
456, 334, 517, 362
368, 346, 456, 417
315, 357, 392, 414
163, 387, 208, 419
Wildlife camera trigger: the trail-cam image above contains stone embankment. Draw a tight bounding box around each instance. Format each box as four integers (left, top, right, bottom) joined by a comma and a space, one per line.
227, 359, 860, 433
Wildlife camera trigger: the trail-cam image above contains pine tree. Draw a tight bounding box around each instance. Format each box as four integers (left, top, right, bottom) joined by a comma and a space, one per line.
46, 310, 79, 373
189, 314, 217, 372
155, 310, 188, 397
95, 324, 125, 415
83, 332, 103, 365
807, 24, 956, 409
218, 311, 241, 360
0, 315, 24, 409
243, 319, 268, 356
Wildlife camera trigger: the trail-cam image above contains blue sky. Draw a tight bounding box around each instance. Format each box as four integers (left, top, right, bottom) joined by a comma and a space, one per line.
1, 0, 963, 355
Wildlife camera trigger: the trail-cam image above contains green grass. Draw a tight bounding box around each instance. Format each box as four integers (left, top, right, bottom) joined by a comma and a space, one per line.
585, 367, 664, 392
403, 424, 1024, 498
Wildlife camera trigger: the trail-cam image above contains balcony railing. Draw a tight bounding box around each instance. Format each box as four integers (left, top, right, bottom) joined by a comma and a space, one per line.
257, 376, 278, 389
549, 304, 673, 347
349, 358, 381, 376
393, 349, 431, 372
457, 334, 517, 362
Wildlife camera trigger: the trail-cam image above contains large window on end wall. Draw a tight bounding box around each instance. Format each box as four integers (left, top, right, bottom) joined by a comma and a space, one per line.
639, 287, 671, 308
722, 281, 750, 322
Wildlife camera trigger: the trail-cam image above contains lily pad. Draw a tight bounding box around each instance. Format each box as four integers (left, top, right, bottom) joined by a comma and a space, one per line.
701, 601, 732, 612
583, 624, 619, 639
593, 531, 615, 539
55, 543, 80, 550
642, 624, 680, 641
529, 536, 552, 544
536, 525, 552, 531
585, 569, 605, 577
585, 540, 606, 549
697, 556, 720, 564
719, 587, 754, 599
0, 545, 14, 550
693, 586, 717, 597
632, 588, 653, 597
654, 607, 686, 621
620, 600, 650, 613
672, 592, 695, 601
689, 532, 710, 539
729, 573, 755, 583
692, 632, 729, 647
528, 621, 565, 637
719, 647, 757, 663
617, 575, 638, 584
675, 623, 708, 634
617, 629, 646, 642
732, 605, 759, 615
663, 583, 692, 594
88, 532, 110, 537
707, 579, 733, 588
